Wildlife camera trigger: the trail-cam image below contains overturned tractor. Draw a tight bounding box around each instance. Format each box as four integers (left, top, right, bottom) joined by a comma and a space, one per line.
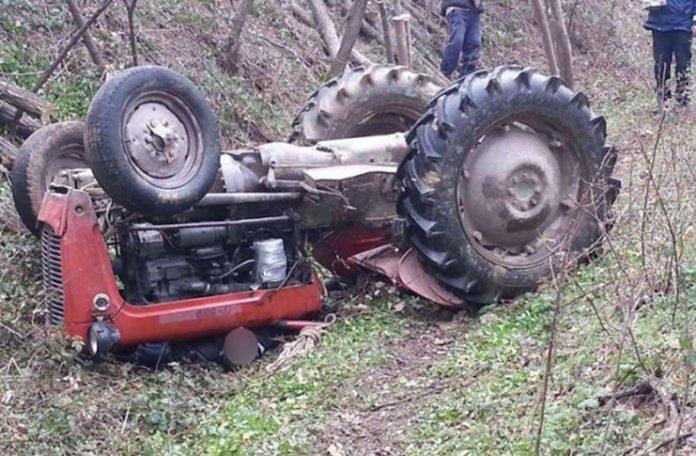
11, 64, 619, 362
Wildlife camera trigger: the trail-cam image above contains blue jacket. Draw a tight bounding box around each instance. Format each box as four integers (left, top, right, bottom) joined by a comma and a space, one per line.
644, 0, 696, 32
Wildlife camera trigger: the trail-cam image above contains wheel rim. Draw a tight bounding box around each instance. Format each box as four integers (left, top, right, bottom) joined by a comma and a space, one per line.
44, 142, 88, 188
456, 115, 584, 269
122, 91, 204, 189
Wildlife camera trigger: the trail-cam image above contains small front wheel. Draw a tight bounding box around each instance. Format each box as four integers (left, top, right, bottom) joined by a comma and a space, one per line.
11, 121, 88, 236
84, 66, 220, 215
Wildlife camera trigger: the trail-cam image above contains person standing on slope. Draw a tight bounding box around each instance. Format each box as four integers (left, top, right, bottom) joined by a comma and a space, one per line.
644, 0, 696, 110
440, 0, 484, 79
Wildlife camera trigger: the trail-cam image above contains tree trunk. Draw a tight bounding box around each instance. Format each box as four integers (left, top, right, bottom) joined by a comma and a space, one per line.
0, 100, 41, 138
330, 0, 369, 75
530, 0, 559, 76
0, 80, 54, 120
377, 1, 396, 63
307, 0, 372, 67
65, 0, 106, 72
289, 1, 313, 27
547, 0, 574, 87
0, 196, 29, 235
0, 135, 18, 170
221, 0, 255, 74
123, 0, 139, 67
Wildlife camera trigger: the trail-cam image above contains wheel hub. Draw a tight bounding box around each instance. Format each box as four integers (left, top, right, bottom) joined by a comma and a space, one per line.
124, 101, 189, 179
458, 127, 563, 252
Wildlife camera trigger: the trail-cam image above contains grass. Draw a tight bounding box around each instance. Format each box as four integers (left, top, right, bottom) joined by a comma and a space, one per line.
1, 0, 696, 454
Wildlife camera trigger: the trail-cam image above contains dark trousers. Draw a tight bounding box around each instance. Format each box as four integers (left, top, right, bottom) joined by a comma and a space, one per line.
441, 9, 482, 78
652, 30, 692, 105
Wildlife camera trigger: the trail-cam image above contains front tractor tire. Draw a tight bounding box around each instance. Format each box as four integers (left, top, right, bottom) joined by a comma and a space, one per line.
291, 64, 441, 144
11, 121, 88, 236
84, 66, 221, 216
399, 67, 619, 306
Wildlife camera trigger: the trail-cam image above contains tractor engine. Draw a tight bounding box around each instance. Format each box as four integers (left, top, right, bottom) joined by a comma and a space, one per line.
116, 226, 295, 304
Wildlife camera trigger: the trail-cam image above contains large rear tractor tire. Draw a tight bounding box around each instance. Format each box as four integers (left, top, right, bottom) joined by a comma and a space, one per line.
11, 121, 88, 236
291, 64, 441, 144
399, 67, 620, 306
84, 66, 220, 216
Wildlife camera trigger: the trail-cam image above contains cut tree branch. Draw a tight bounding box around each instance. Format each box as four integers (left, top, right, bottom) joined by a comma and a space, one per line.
0, 136, 18, 170
0, 100, 42, 138
331, 0, 369, 75
307, 0, 372, 67
530, 0, 559, 76
0, 80, 54, 120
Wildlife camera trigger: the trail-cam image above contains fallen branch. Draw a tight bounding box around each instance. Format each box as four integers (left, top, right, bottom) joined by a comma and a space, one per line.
0, 100, 41, 138
648, 432, 694, 453
289, 1, 313, 27
0, 197, 29, 235
306, 0, 372, 67
597, 381, 654, 407
330, 0, 369, 75
0, 136, 18, 170
0, 80, 54, 121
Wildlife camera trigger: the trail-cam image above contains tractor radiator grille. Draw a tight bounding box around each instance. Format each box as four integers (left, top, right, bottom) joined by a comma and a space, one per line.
41, 227, 65, 325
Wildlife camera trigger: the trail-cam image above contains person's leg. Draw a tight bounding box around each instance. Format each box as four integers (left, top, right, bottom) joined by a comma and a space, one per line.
652, 30, 673, 105
441, 11, 467, 78
673, 31, 693, 107
458, 12, 482, 78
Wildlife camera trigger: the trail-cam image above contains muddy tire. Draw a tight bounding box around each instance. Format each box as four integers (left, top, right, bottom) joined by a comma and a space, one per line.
399, 67, 619, 306
84, 66, 220, 215
291, 64, 441, 144
11, 121, 88, 236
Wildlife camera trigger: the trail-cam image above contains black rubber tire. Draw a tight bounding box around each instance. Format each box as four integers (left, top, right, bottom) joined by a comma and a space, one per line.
11, 121, 88, 237
290, 64, 441, 144
84, 66, 220, 215
399, 66, 619, 306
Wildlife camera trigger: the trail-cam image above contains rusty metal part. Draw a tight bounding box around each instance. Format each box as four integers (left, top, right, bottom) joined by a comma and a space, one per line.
302, 164, 399, 227
456, 122, 581, 269
126, 215, 293, 232
196, 192, 302, 206
43, 143, 88, 188
349, 244, 465, 307
313, 226, 391, 278
123, 93, 203, 189
222, 327, 260, 369
252, 133, 409, 180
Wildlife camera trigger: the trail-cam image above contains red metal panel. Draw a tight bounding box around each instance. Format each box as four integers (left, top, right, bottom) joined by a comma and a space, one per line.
38, 189, 326, 349
313, 226, 391, 278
